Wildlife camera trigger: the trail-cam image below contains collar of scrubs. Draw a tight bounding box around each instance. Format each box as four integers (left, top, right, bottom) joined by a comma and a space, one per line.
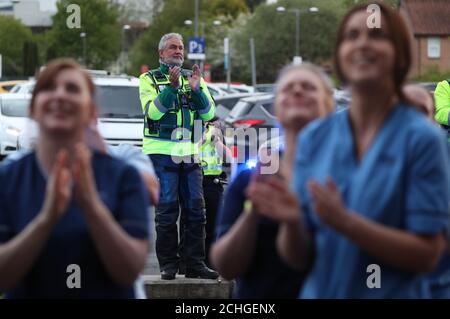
340, 103, 404, 166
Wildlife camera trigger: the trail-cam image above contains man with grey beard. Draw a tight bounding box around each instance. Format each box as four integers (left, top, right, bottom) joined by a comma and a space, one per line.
139, 33, 218, 280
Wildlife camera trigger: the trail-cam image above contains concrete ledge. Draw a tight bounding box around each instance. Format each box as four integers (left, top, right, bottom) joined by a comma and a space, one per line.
143, 275, 234, 299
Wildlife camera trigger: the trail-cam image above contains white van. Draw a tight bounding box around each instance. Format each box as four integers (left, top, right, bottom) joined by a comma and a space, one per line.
93, 76, 143, 147
7, 75, 144, 149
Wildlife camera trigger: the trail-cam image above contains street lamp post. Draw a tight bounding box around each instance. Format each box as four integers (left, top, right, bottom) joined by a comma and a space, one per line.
276, 6, 319, 63
80, 32, 87, 66
121, 24, 130, 73
194, 0, 199, 38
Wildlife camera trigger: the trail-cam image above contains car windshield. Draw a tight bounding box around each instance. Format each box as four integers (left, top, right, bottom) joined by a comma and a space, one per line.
261, 102, 275, 115
208, 86, 221, 97
1, 98, 30, 117
95, 85, 143, 118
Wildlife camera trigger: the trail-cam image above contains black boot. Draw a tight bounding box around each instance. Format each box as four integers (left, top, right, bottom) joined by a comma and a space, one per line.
185, 266, 219, 279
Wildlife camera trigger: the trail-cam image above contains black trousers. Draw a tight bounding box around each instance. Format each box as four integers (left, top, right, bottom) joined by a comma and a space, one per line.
150, 154, 206, 273
180, 174, 224, 268
203, 175, 224, 267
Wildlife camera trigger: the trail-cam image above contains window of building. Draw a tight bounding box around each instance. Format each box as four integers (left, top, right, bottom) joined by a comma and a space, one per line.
427, 37, 441, 59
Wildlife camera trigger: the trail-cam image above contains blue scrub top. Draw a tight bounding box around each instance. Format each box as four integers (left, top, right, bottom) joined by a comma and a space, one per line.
0, 151, 150, 298
293, 104, 450, 298
215, 169, 305, 298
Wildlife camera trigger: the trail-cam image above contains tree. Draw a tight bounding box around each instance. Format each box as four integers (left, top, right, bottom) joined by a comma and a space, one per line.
117, 0, 164, 23
230, 0, 342, 84
128, 0, 249, 75
343, 0, 400, 8
46, 0, 121, 69
246, 0, 266, 12
210, 0, 249, 19
23, 41, 39, 76
0, 16, 33, 77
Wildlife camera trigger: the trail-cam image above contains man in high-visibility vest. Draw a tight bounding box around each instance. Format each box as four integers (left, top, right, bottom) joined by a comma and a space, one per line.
434, 79, 450, 126
139, 33, 218, 280
199, 118, 232, 267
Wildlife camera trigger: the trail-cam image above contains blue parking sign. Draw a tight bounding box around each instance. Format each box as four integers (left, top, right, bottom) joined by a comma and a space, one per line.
188, 37, 205, 60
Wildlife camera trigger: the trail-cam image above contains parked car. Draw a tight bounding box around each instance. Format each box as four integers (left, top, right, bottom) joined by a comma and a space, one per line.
213, 92, 264, 122
224, 94, 278, 165
254, 84, 275, 94
212, 83, 255, 94
0, 80, 27, 93
6, 75, 144, 149
0, 93, 32, 157
334, 88, 352, 111
206, 83, 230, 97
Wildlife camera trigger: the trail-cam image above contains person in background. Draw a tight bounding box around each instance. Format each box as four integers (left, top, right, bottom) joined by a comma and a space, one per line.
0, 58, 150, 298
211, 63, 334, 298
247, 2, 449, 298
433, 79, 450, 126
403, 84, 435, 122
199, 117, 232, 268
139, 33, 218, 280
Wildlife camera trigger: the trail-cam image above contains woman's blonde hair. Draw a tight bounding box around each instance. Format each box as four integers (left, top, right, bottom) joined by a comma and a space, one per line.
274, 63, 335, 114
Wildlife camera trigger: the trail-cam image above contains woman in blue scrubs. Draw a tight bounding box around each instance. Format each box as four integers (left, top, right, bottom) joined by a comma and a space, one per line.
247, 2, 450, 298
0, 59, 150, 298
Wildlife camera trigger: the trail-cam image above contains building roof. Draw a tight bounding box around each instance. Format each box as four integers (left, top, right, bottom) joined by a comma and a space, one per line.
402, 0, 450, 36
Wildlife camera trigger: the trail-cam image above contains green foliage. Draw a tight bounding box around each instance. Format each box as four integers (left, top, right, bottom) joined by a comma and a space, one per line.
245, 0, 266, 12
210, 0, 249, 19
342, 0, 400, 8
0, 15, 33, 76
46, 0, 121, 69
412, 66, 450, 83
230, 0, 342, 84
23, 41, 39, 76
127, 0, 249, 76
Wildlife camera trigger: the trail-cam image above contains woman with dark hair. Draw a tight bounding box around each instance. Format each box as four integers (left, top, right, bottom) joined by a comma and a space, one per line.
0, 58, 150, 298
248, 2, 449, 298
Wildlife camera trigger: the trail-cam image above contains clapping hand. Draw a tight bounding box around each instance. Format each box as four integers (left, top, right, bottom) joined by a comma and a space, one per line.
188, 64, 201, 92
169, 66, 181, 89
41, 150, 72, 224
308, 177, 350, 231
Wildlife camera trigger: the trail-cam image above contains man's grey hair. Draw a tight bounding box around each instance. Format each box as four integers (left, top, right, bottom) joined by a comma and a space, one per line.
158, 33, 183, 51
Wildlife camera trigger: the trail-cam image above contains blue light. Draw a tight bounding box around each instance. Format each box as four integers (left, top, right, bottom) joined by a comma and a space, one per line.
246, 159, 258, 169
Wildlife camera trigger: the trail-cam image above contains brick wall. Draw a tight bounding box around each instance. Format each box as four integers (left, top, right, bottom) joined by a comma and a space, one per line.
410, 36, 450, 78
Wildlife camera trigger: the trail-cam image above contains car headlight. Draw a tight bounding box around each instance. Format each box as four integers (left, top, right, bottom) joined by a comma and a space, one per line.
6, 127, 22, 137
